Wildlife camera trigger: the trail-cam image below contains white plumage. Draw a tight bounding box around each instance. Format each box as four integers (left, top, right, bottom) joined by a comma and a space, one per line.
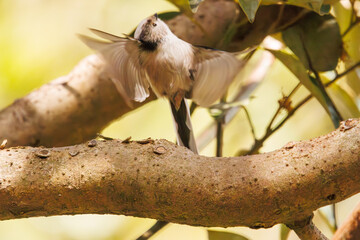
78, 14, 243, 109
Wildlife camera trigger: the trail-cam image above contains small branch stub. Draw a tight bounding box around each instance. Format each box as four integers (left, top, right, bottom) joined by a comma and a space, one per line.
153, 146, 166, 155
136, 138, 155, 144
288, 217, 329, 240
96, 133, 114, 140
68, 150, 79, 157
122, 136, 132, 144
0, 139, 7, 150
339, 119, 357, 132
35, 149, 51, 158
87, 139, 97, 147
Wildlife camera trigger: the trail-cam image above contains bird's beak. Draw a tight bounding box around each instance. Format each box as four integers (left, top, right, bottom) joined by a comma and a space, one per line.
154, 13, 158, 20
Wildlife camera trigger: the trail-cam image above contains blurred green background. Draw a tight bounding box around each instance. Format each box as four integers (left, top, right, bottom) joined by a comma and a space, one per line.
0, 0, 360, 239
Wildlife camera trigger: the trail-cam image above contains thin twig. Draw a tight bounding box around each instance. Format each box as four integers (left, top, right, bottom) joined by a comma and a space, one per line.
215, 120, 224, 157
287, 82, 302, 101
241, 106, 256, 141
136, 221, 169, 240
96, 133, 114, 140
289, 219, 329, 240
332, 204, 338, 230
300, 30, 343, 127
270, 95, 309, 134
317, 210, 336, 233
342, 19, 359, 37
268, 83, 301, 130
342, 2, 360, 37
267, 4, 285, 35
267, 105, 282, 132
313, 69, 343, 127
245, 83, 302, 155
214, 8, 242, 157
244, 61, 360, 155
215, 95, 227, 157
277, 9, 308, 31
334, 61, 360, 80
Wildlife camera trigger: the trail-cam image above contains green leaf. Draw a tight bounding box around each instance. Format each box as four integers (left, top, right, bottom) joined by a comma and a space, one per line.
280, 224, 291, 240
237, 0, 261, 23
268, 50, 341, 124
238, 0, 331, 22
166, 0, 194, 18
157, 11, 181, 21
328, 83, 360, 118
282, 12, 342, 72
262, 0, 330, 15
318, 208, 337, 233
208, 230, 249, 240
189, 0, 203, 13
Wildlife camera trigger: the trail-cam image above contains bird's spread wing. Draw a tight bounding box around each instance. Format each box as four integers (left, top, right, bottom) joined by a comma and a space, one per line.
78, 30, 149, 106
89, 28, 128, 42
190, 47, 244, 107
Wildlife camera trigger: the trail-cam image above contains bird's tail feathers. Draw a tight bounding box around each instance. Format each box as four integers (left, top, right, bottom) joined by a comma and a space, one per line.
170, 99, 198, 154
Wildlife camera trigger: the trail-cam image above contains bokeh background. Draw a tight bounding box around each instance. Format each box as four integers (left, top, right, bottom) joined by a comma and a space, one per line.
0, 0, 359, 239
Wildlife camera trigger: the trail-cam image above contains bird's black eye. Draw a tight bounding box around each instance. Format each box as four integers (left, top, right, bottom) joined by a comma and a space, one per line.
153, 23, 157, 27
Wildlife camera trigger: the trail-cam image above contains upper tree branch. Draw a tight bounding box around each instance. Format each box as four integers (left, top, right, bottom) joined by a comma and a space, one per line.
0, 119, 359, 228
0, 55, 155, 148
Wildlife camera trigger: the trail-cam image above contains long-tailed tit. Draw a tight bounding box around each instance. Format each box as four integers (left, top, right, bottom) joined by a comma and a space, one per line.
79, 13, 244, 153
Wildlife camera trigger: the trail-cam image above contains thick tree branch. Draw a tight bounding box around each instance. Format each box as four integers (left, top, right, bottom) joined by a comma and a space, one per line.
0, 119, 359, 228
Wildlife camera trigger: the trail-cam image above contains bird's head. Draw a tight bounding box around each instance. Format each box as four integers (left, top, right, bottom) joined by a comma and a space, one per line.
134, 13, 170, 44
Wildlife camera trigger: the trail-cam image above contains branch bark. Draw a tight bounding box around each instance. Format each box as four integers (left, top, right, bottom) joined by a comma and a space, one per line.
0, 119, 359, 228
289, 218, 329, 240
0, 55, 155, 148
332, 201, 360, 240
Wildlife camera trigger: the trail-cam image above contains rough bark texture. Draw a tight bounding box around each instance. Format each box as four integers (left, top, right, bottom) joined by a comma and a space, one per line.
332, 202, 360, 240
0, 1, 313, 148
0, 119, 359, 228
